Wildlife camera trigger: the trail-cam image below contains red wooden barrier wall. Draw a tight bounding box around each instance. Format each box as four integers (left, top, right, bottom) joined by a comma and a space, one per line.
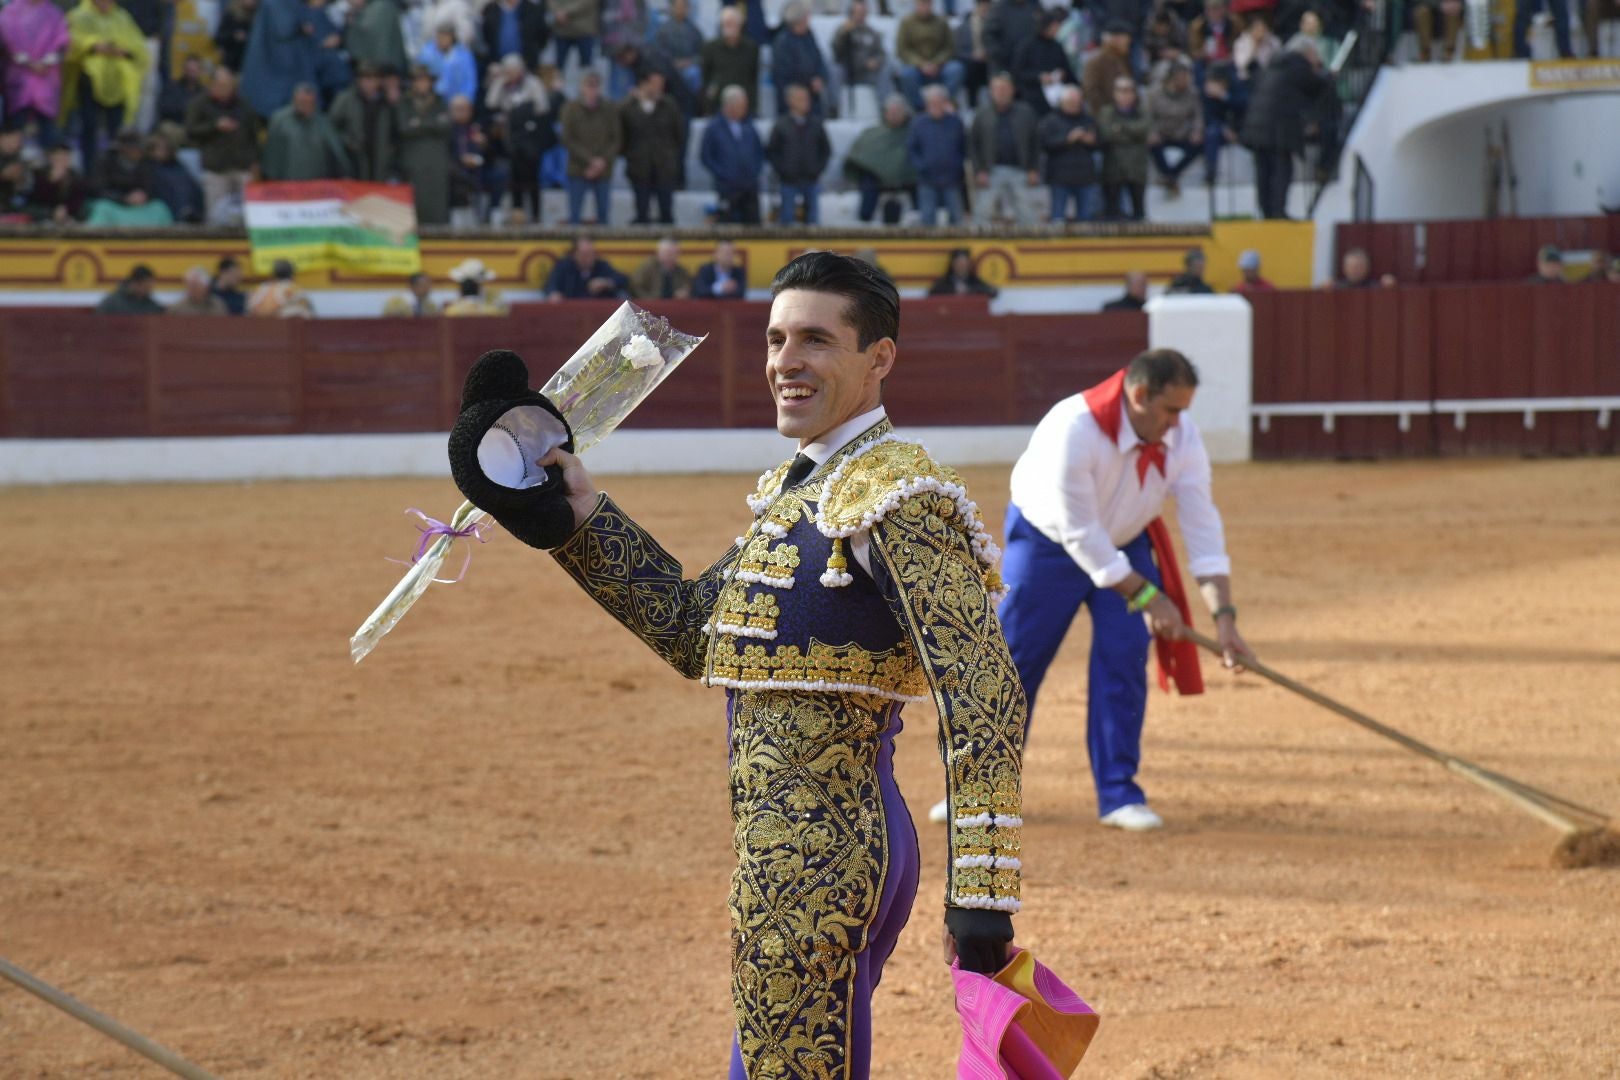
0, 299, 1147, 440
1335, 217, 1620, 284
1251, 283, 1620, 458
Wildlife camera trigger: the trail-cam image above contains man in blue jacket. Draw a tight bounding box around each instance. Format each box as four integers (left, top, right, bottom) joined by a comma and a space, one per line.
906, 84, 966, 224
700, 85, 764, 224
771, 0, 829, 116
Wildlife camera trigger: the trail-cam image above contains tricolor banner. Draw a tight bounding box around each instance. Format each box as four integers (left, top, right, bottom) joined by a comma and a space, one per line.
244, 181, 421, 275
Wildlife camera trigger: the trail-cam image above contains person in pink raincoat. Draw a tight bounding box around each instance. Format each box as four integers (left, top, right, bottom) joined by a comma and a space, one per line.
0, 0, 72, 144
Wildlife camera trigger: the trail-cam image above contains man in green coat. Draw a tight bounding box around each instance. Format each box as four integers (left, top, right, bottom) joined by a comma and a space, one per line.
395, 64, 451, 224
1097, 74, 1149, 221
263, 83, 351, 180
842, 94, 916, 224
345, 0, 407, 77
329, 62, 398, 181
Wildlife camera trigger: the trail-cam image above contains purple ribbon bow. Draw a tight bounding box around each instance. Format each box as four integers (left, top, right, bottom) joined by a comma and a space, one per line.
387, 507, 493, 583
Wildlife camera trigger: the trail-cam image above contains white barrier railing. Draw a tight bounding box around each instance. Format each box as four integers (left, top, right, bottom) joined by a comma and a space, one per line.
1253, 396, 1620, 433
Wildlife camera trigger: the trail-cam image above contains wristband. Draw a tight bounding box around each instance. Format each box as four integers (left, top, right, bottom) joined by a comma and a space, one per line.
1127, 581, 1160, 613
1213, 605, 1237, 621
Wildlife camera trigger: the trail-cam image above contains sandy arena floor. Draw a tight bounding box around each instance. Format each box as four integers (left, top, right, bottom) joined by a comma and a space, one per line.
2, 457, 1618, 1079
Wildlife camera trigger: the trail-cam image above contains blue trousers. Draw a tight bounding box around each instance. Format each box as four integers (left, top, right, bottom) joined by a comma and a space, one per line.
777, 182, 820, 225
566, 176, 611, 224
997, 504, 1161, 817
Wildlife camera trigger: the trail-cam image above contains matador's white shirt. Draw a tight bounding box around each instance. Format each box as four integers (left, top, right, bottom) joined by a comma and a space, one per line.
1009, 394, 1232, 588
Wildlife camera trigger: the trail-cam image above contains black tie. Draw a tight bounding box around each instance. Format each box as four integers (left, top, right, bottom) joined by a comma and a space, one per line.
784, 453, 816, 488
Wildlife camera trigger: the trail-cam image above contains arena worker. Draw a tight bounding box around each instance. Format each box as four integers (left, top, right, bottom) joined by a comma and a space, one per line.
930, 348, 1250, 832
494, 252, 1027, 1079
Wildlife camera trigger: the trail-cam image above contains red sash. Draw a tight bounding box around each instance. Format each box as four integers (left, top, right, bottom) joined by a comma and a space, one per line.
1081, 371, 1204, 696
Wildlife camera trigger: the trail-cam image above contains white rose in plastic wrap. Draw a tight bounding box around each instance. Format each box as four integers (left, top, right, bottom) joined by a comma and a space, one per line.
622, 334, 663, 370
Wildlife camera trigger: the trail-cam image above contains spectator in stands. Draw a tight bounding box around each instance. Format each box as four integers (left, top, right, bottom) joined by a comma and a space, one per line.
329, 63, 397, 184
445, 259, 509, 314
767, 83, 832, 226
559, 69, 619, 225
693, 238, 747, 298
969, 72, 1038, 225
449, 94, 505, 223
215, 0, 256, 75
26, 140, 87, 222
1, 0, 70, 147
306, 0, 353, 103
1231, 248, 1274, 291
1081, 20, 1133, 116
1582, 250, 1612, 282
1233, 14, 1280, 80
1513, 0, 1574, 57
86, 129, 172, 224
1102, 269, 1148, 310
631, 236, 694, 298
1527, 244, 1566, 284
383, 270, 442, 315
1199, 63, 1237, 184
1189, 0, 1241, 61
1167, 247, 1214, 292
551, 0, 601, 76
210, 256, 247, 314
1143, 1, 1190, 64
481, 0, 548, 72
0, 121, 30, 213
653, 0, 705, 98
147, 130, 205, 223
249, 258, 315, 316
1241, 40, 1327, 220
956, 0, 993, 107
185, 67, 261, 224
347, 0, 409, 79
908, 83, 966, 224
157, 56, 207, 129
897, 0, 963, 109
264, 83, 351, 180
1039, 84, 1097, 222
421, 0, 479, 53
984, 0, 1040, 74
396, 65, 453, 224
496, 60, 560, 224
929, 247, 998, 296
120, 0, 162, 135
419, 24, 478, 102
97, 264, 164, 314
67, 0, 147, 167
240, 0, 311, 119
544, 235, 630, 299
169, 266, 228, 315
701, 85, 765, 224
1288, 9, 1337, 65
1335, 246, 1395, 288
1012, 8, 1074, 116
844, 94, 917, 224
701, 6, 759, 117
622, 68, 684, 225
773, 2, 830, 116
1146, 59, 1202, 197
833, 0, 893, 111
601, 0, 649, 98
1098, 76, 1149, 221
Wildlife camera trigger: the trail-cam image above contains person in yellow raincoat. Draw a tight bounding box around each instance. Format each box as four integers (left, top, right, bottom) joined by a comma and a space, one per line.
65, 0, 147, 169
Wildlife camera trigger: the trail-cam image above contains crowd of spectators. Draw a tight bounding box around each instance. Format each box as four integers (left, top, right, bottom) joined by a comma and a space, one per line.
0, 0, 1475, 230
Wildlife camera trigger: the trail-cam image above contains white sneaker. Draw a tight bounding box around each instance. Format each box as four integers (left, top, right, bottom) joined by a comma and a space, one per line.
927, 797, 951, 824
1099, 803, 1164, 831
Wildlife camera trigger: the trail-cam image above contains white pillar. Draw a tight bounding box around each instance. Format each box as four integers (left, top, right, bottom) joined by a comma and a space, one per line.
1144, 294, 1253, 463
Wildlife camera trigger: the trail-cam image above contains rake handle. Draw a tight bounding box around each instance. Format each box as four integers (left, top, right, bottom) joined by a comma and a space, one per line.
0, 956, 220, 1080
1181, 629, 1591, 834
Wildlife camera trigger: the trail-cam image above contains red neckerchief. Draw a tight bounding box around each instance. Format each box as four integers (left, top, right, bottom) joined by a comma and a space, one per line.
1082, 371, 1204, 696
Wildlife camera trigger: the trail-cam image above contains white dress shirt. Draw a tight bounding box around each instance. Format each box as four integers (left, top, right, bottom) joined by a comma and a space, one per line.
1009, 393, 1231, 588
800, 405, 887, 575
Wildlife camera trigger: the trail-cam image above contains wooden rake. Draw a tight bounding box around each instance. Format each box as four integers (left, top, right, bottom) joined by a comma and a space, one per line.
1183, 629, 1614, 839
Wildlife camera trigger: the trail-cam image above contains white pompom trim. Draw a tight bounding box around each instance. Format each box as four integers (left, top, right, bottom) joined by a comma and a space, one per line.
706, 621, 778, 640
760, 520, 790, 539
952, 855, 1025, 871
815, 433, 1004, 581
951, 894, 1023, 913
819, 569, 854, 588
953, 813, 994, 828
733, 570, 796, 590
993, 815, 1023, 829
701, 675, 929, 703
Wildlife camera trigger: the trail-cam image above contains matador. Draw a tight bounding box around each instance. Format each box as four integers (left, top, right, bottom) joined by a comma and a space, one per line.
531, 253, 1026, 1079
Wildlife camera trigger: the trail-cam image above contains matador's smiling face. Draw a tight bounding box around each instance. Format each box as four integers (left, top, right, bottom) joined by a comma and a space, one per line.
765, 289, 895, 447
